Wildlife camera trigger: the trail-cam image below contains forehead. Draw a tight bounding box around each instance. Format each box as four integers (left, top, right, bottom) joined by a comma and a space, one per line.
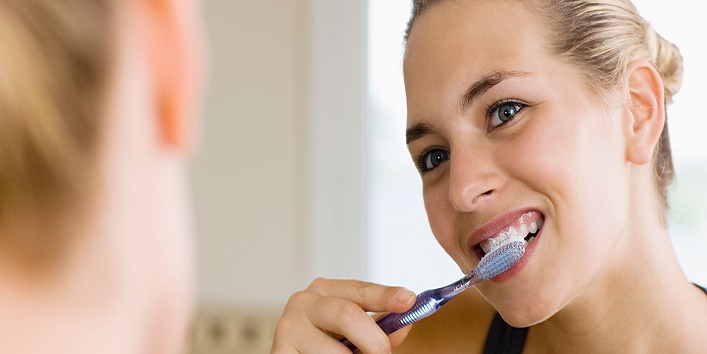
403, 0, 554, 113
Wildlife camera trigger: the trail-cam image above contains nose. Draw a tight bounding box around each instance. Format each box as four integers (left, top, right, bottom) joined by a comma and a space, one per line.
448, 147, 502, 212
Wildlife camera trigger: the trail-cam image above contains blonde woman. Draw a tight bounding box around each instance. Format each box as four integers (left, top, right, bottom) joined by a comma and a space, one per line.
0, 0, 205, 352
272, 0, 707, 353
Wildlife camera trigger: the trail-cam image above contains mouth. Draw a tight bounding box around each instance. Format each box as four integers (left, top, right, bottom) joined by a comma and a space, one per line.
472, 211, 544, 259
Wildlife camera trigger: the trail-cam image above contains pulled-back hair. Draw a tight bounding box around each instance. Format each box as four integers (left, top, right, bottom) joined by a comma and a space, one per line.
0, 0, 112, 263
405, 0, 683, 214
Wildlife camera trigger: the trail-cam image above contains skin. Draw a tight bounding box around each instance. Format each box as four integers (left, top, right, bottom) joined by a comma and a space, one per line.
274, 1, 707, 353
0, 0, 205, 353
400, 0, 707, 353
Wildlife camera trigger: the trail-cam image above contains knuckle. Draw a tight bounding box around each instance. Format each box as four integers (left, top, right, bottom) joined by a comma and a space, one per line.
287, 290, 310, 306
280, 291, 317, 323
273, 317, 296, 339
354, 280, 376, 301
333, 302, 361, 328
355, 280, 374, 292
288, 290, 323, 313
308, 277, 329, 291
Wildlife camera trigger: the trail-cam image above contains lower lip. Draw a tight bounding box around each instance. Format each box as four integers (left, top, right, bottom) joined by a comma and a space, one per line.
489, 225, 543, 283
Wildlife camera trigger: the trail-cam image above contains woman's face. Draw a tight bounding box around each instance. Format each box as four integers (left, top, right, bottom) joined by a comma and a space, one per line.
404, 0, 632, 326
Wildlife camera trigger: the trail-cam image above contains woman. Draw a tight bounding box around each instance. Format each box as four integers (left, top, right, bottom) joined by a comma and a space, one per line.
0, 0, 205, 352
272, 0, 707, 353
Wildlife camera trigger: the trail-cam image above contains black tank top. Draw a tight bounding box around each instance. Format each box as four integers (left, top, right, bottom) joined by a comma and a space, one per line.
482, 284, 707, 354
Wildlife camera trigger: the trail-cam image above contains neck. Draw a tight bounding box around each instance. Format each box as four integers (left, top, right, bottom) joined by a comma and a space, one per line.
0, 190, 141, 353
0, 157, 194, 354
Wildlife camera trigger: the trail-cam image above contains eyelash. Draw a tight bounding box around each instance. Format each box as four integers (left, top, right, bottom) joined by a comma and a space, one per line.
485, 99, 527, 129
415, 146, 450, 174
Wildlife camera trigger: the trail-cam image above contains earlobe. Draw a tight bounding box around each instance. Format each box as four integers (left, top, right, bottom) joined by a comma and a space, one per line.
625, 61, 665, 165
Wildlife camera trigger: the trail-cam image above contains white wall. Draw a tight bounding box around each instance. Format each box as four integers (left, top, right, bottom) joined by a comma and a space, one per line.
192, 0, 367, 310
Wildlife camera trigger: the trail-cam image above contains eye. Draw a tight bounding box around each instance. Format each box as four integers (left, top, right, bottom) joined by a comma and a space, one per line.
489, 101, 525, 128
418, 148, 450, 172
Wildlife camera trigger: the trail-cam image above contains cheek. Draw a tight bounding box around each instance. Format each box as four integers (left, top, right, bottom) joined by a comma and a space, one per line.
422, 182, 465, 261
501, 103, 629, 214
423, 183, 450, 238
503, 104, 631, 273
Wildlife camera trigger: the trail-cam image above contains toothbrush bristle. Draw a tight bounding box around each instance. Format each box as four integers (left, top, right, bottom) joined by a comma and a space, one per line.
475, 241, 526, 280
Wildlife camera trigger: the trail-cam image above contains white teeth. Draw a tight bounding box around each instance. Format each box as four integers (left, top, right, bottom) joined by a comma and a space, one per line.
479, 218, 543, 255
529, 222, 538, 234
519, 224, 528, 237
481, 232, 508, 254
480, 225, 524, 254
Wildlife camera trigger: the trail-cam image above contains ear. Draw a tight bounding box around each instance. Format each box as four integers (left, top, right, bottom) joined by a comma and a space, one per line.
135, 0, 205, 154
624, 61, 665, 165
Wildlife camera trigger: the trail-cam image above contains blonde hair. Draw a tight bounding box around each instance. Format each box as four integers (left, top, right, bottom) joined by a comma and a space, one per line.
0, 0, 112, 264
405, 0, 683, 213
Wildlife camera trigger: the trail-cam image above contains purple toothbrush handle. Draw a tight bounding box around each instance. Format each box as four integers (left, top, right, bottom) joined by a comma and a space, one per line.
377, 288, 447, 333
338, 241, 525, 352
340, 288, 450, 352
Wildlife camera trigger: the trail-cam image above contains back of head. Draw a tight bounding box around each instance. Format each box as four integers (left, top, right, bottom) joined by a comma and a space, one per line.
0, 1, 203, 352
0, 0, 112, 265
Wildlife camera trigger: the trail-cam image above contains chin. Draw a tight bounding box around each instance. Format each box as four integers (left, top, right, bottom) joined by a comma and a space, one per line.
496, 306, 554, 328
488, 289, 565, 328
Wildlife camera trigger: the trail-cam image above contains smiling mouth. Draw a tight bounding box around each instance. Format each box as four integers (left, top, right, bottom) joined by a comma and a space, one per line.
475, 212, 544, 257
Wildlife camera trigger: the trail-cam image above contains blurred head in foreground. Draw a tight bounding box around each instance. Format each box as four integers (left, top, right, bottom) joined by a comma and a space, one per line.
0, 0, 205, 352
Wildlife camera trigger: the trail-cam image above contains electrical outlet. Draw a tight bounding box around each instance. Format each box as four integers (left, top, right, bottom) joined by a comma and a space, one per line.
190, 309, 278, 354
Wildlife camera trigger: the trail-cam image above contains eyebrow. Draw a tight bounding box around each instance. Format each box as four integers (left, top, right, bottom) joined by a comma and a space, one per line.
406, 69, 530, 145
406, 121, 436, 145
459, 70, 530, 113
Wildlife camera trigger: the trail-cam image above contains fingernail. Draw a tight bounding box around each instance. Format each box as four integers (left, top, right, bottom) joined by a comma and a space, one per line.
396, 288, 416, 304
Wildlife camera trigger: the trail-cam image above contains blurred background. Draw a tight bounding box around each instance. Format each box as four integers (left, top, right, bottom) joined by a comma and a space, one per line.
189, 1, 707, 352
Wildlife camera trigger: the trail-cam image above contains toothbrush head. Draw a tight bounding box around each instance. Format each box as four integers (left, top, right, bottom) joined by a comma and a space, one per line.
474, 241, 526, 281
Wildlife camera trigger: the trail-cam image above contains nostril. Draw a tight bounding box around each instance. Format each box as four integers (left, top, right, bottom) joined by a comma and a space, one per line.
471, 189, 494, 204
449, 168, 501, 211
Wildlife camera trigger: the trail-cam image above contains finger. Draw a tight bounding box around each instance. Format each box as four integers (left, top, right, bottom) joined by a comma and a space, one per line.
273, 318, 352, 354
296, 329, 354, 354
307, 278, 416, 313
308, 296, 392, 354
388, 324, 413, 348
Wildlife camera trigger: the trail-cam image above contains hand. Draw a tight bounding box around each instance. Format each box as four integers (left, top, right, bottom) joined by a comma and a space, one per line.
271, 278, 417, 353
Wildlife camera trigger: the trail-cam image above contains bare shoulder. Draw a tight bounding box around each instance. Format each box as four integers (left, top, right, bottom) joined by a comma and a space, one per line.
394, 289, 495, 354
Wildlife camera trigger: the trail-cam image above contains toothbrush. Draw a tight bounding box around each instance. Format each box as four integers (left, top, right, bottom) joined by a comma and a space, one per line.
340, 241, 526, 353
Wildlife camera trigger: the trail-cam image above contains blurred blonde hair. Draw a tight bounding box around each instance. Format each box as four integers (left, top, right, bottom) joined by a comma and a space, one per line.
0, 0, 112, 264
405, 0, 683, 215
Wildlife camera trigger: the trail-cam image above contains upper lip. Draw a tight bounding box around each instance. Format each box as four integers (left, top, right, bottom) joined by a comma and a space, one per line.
466, 208, 541, 250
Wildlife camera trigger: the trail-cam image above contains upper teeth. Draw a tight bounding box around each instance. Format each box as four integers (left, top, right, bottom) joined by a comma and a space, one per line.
528, 221, 538, 234
480, 219, 543, 254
